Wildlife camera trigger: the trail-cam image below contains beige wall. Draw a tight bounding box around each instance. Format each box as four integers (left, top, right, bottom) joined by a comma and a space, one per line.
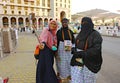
0, 0, 71, 28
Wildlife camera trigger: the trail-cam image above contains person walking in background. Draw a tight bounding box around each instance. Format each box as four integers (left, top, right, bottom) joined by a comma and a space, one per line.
56, 18, 75, 83
36, 20, 59, 83
13, 27, 18, 53
14, 27, 18, 48
70, 17, 103, 83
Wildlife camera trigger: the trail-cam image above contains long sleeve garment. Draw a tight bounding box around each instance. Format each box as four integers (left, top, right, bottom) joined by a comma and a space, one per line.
57, 27, 75, 48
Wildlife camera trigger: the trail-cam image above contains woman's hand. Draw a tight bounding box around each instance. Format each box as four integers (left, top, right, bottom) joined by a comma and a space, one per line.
39, 43, 45, 50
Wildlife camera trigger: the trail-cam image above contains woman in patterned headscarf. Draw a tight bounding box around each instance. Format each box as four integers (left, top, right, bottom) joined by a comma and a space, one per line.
36, 20, 59, 83
70, 17, 103, 83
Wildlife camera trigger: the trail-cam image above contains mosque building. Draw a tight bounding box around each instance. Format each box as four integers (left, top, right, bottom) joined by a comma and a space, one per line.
0, 0, 71, 29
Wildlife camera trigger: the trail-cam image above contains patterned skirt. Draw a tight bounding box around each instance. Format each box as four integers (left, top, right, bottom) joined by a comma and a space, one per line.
56, 41, 72, 79
71, 66, 97, 83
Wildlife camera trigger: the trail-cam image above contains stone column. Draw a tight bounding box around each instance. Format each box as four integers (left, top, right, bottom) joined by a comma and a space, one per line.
0, 16, 3, 28
16, 17, 19, 28
23, 17, 26, 27
8, 17, 11, 28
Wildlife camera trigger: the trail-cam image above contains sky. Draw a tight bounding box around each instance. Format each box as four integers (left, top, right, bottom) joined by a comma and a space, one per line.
71, 0, 120, 14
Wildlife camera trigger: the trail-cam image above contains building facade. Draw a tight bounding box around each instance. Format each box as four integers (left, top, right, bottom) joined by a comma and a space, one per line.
0, 0, 71, 29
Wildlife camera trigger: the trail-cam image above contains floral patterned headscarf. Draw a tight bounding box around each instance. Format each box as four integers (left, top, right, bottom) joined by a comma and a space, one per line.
39, 20, 58, 49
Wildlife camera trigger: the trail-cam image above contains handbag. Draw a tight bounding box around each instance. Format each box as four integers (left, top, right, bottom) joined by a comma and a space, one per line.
34, 44, 40, 60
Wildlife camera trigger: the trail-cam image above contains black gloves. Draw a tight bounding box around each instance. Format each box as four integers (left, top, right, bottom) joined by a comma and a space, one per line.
70, 51, 85, 66
71, 47, 76, 54
73, 51, 84, 58
71, 47, 84, 58
70, 56, 84, 66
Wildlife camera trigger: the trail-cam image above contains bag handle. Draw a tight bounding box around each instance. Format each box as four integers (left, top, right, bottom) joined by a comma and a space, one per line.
84, 38, 88, 50
76, 38, 88, 50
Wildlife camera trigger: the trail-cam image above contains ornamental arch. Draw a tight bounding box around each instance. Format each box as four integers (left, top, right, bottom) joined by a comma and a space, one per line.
38, 18, 43, 29
44, 18, 48, 27
18, 17, 23, 28
2, 17, 9, 28
25, 18, 29, 27
11, 17, 16, 27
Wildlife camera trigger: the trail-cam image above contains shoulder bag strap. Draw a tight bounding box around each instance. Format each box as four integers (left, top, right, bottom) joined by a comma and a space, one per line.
84, 30, 95, 50
84, 38, 88, 50
62, 29, 72, 41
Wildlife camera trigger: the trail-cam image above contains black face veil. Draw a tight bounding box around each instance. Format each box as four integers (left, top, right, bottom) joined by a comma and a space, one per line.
77, 17, 94, 41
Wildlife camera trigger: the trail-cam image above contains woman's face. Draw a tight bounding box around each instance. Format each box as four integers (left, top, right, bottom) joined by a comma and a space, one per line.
62, 20, 68, 28
49, 21, 57, 30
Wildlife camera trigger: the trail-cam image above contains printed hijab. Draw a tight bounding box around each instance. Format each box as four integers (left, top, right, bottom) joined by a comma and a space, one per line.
39, 20, 58, 49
